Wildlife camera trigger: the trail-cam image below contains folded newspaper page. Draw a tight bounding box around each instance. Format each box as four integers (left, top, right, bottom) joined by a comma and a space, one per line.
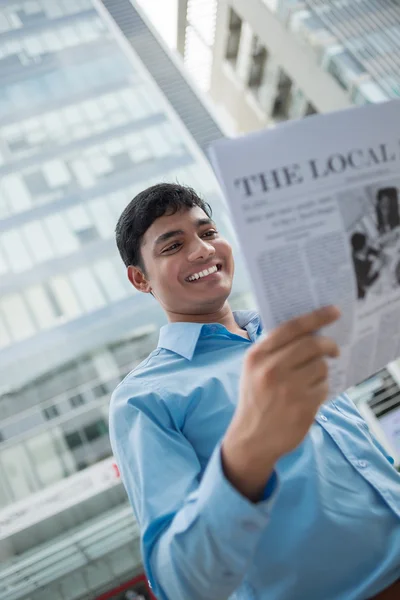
209, 100, 400, 396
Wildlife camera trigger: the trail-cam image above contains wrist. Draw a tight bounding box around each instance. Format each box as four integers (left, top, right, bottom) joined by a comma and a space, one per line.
221, 427, 277, 503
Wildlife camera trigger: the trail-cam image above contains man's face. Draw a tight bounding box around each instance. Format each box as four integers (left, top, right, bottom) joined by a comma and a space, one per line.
131, 206, 235, 319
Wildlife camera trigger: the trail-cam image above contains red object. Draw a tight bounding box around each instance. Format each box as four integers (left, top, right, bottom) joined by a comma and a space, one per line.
95, 573, 156, 600
112, 463, 120, 478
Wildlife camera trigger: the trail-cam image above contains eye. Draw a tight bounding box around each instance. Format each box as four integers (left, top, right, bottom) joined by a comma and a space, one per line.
162, 242, 182, 253
202, 229, 218, 238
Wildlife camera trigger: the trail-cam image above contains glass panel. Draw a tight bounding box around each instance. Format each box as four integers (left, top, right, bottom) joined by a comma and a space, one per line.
0, 314, 11, 349
70, 158, 96, 189
42, 160, 71, 188
93, 259, 128, 302
83, 418, 108, 442
65, 205, 92, 230
1, 229, 34, 272
25, 285, 58, 329
25, 431, 65, 487
0, 294, 36, 341
69, 268, 107, 311
0, 246, 9, 275
43, 214, 79, 256
22, 220, 55, 262
87, 198, 114, 238
0, 444, 38, 501
0, 460, 13, 508
49, 275, 82, 319
51, 426, 76, 476
1, 173, 32, 213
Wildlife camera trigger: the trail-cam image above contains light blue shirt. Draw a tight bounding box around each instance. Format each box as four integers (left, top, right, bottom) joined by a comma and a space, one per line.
109, 311, 400, 600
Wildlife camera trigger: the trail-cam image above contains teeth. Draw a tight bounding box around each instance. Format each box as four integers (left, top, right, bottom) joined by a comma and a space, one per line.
187, 265, 218, 281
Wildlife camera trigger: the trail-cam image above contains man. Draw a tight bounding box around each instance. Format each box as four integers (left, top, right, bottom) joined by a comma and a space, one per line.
109, 183, 400, 600
376, 187, 400, 236
350, 231, 382, 299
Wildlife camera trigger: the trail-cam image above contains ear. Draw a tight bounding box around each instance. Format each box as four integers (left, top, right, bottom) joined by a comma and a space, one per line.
127, 265, 152, 294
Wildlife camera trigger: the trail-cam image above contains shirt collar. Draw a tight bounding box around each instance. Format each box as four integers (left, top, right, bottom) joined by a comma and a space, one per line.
157, 310, 261, 360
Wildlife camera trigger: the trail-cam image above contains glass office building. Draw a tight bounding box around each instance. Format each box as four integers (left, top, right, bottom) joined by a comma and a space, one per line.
0, 1, 246, 597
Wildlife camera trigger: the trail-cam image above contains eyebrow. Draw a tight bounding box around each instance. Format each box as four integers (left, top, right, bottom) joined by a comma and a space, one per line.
153, 218, 214, 247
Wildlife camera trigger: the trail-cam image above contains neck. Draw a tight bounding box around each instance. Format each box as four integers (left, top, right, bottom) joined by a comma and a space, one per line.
166, 302, 249, 338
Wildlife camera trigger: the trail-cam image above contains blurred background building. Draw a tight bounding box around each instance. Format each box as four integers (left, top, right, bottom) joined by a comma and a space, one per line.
177, 0, 399, 133
1, 0, 400, 599
0, 0, 248, 598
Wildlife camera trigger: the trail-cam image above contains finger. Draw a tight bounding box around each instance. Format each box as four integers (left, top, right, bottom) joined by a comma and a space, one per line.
262, 306, 341, 353
260, 336, 338, 383
287, 335, 339, 369
295, 357, 329, 387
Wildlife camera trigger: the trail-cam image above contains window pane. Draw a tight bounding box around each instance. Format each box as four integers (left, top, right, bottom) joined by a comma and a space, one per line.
0, 294, 36, 341
0, 445, 38, 501
69, 268, 107, 311
25, 285, 57, 329
84, 419, 108, 442
0, 246, 9, 275
93, 259, 128, 302
25, 431, 65, 487
0, 314, 11, 349
1, 174, 32, 213
49, 275, 82, 319
65, 205, 92, 229
43, 214, 79, 256
70, 158, 96, 188
1, 229, 34, 272
87, 198, 114, 238
22, 220, 55, 262
42, 159, 71, 188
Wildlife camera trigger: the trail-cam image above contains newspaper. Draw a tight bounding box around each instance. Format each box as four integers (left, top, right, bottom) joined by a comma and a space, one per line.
209, 100, 400, 396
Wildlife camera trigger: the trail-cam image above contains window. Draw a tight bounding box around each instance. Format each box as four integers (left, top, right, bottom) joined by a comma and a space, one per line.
0, 315, 11, 349
84, 419, 108, 442
43, 214, 79, 256
66, 205, 99, 245
87, 198, 114, 238
64, 430, 84, 450
1, 174, 32, 213
22, 220, 54, 262
93, 259, 128, 302
0, 294, 36, 341
92, 383, 108, 398
42, 160, 71, 188
48, 275, 82, 319
43, 405, 60, 420
1, 229, 34, 272
272, 68, 293, 120
70, 393, 84, 408
225, 8, 242, 65
247, 35, 268, 94
25, 285, 58, 329
69, 268, 107, 311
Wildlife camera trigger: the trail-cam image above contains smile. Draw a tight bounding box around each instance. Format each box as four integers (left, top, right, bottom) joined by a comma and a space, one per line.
186, 264, 221, 282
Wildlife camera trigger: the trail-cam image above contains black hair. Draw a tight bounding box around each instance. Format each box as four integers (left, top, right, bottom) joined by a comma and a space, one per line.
115, 183, 212, 271
377, 187, 398, 204
351, 231, 367, 251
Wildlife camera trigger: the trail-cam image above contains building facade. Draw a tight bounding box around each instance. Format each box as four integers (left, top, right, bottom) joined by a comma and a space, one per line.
0, 1, 248, 597
178, 0, 399, 134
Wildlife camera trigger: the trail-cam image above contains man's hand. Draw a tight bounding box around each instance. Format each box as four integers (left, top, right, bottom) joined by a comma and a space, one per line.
221, 306, 340, 502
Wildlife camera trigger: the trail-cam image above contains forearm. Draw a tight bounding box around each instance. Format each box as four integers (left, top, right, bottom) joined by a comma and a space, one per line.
145, 446, 275, 600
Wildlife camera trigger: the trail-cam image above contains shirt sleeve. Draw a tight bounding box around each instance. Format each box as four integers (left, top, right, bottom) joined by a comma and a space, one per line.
109, 380, 278, 600
336, 393, 395, 465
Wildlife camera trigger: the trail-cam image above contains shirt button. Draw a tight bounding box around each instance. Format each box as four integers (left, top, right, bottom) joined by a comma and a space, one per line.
319, 415, 328, 422
358, 460, 367, 468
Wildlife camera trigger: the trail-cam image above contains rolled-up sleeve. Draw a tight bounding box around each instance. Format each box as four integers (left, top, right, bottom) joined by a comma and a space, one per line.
109, 381, 278, 600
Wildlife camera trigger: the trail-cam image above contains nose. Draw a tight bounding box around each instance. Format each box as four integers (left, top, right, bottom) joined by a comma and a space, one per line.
188, 237, 216, 262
